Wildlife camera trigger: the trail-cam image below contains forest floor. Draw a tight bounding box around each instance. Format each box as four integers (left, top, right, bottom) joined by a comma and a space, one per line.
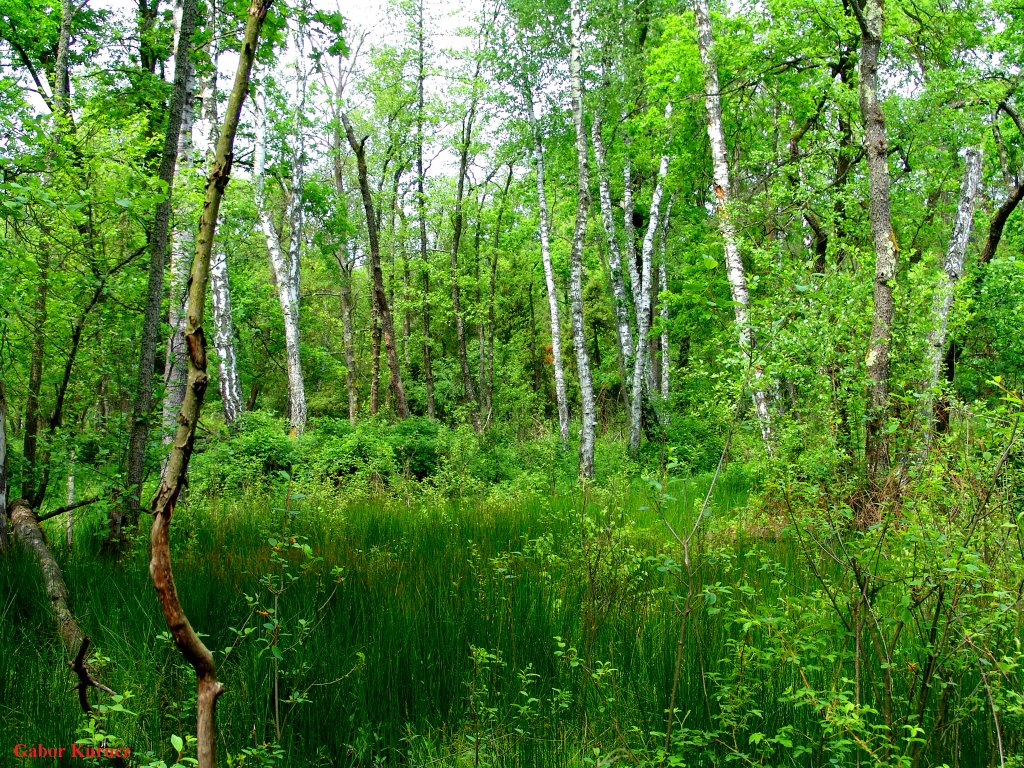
1, 466, 1016, 767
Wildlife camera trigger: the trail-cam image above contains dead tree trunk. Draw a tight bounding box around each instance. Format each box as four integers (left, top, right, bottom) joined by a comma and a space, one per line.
150, 3, 270, 764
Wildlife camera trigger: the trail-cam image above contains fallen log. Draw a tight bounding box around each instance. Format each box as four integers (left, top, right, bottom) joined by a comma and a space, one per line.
10, 498, 85, 654
10, 498, 122, 753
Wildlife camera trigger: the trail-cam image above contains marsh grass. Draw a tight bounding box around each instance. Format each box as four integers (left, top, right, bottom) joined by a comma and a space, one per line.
1, 468, 1018, 766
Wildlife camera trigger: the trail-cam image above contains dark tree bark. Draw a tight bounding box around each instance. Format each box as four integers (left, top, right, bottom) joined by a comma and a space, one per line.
855, 0, 898, 482
342, 112, 410, 419
149, 3, 270, 765
118, 0, 198, 544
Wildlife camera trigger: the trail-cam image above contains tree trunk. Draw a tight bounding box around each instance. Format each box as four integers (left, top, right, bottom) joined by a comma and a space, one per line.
254, 97, 307, 434
416, 0, 435, 419
524, 85, 570, 444
65, 450, 74, 547
629, 104, 671, 454
921, 148, 981, 446
161, 0, 199, 442
591, 109, 635, 384
11, 499, 87, 655
450, 104, 481, 428
693, 0, 773, 453
150, 3, 269, 763
856, 0, 897, 481
622, 134, 641, 318
331, 124, 359, 424
118, 0, 198, 544
210, 250, 243, 424
659, 198, 672, 402
568, 0, 597, 479
342, 112, 410, 418
22, 255, 47, 502
486, 167, 512, 417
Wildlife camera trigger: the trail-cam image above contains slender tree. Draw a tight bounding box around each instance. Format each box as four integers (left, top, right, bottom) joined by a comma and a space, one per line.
523, 84, 570, 443
150, 2, 272, 765
854, 0, 896, 481
568, 0, 597, 479
118, 0, 199, 542
692, 0, 773, 452
922, 148, 981, 446
342, 111, 410, 418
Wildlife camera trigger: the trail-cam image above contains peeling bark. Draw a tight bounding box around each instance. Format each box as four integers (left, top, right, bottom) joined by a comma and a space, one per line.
693, 0, 773, 452
149, 3, 270, 764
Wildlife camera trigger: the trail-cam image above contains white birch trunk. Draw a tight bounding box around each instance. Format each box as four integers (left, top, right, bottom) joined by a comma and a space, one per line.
693, 0, 773, 452
254, 59, 307, 435
629, 105, 671, 453
568, 0, 597, 478
922, 148, 982, 444
210, 249, 243, 424
525, 86, 570, 444
622, 136, 641, 318
659, 197, 673, 402
591, 112, 635, 380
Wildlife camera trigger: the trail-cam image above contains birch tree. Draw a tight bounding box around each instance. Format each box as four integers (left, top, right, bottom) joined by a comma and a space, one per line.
692, 0, 773, 452
628, 102, 671, 454
210, 250, 243, 424
568, 0, 597, 478
253, 39, 309, 435
922, 148, 981, 445
523, 84, 570, 444
591, 106, 635, 380
659, 196, 673, 401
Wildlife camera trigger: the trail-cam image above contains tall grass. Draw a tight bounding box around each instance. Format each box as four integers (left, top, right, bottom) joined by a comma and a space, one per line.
0, 469, 1018, 767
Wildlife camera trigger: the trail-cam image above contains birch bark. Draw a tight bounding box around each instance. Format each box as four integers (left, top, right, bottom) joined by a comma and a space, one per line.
591, 111, 635, 380
568, 0, 597, 479
524, 85, 570, 443
629, 104, 671, 454
659, 197, 673, 401
692, 0, 773, 452
210, 250, 243, 424
922, 148, 981, 444
254, 57, 307, 435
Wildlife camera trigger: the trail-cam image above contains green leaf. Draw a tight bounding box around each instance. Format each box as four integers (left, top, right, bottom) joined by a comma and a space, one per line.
171, 733, 184, 753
